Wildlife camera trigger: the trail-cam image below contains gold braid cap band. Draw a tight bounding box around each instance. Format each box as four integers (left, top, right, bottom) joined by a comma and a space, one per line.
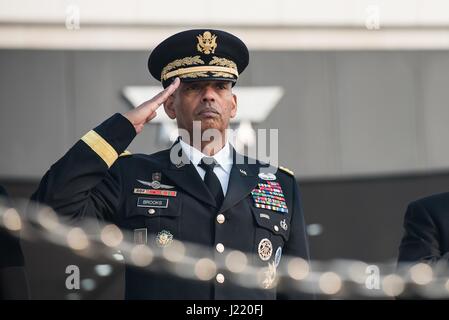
161, 66, 239, 81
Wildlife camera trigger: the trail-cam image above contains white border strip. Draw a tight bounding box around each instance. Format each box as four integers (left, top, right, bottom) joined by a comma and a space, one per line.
2, 25, 449, 50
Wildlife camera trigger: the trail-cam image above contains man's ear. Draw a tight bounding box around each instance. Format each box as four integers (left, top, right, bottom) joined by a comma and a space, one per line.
164, 94, 177, 119
230, 93, 237, 118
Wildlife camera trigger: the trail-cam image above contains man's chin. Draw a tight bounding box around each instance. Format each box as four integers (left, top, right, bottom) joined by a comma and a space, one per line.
199, 118, 220, 130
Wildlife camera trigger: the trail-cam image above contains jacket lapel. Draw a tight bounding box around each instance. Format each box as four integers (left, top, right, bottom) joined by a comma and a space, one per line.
219, 150, 259, 213
161, 141, 217, 208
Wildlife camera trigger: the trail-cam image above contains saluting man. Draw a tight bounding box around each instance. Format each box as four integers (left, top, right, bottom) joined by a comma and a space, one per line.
32, 29, 310, 299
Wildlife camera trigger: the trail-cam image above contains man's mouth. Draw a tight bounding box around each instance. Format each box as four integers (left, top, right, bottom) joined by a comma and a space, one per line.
197, 108, 220, 118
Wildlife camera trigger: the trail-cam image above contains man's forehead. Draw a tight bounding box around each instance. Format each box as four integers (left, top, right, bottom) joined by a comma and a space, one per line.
180, 80, 233, 86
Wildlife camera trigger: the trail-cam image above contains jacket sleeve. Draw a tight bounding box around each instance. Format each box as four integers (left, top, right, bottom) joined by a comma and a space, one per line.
31, 113, 136, 224
277, 179, 313, 299
398, 200, 442, 263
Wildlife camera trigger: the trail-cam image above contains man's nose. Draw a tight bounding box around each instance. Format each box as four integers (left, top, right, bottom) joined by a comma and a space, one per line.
201, 86, 216, 102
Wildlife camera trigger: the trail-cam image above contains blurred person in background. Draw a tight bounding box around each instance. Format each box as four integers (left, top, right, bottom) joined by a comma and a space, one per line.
0, 185, 29, 299
399, 193, 449, 264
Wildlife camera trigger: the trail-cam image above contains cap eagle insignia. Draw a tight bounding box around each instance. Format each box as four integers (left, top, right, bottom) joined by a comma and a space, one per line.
197, 31, 217, 54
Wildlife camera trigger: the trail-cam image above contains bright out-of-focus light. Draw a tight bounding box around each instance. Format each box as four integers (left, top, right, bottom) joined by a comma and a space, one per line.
95, 264, 113, 277
100, 224, 123, 248
81, 278, 96, 291
445, 279, 449, 292
2, 208, 22, 231
162, 240, 186, 263
37, 207, 59, 230
67, 227, 89, 251
409, 263, 433, 285
131, 245, 153, 267
112, 251, 124, 261
194, 258, 217, 281
287, 257, 310, 280
382, 274, 405, 297
319, 272, 342, 295
348, 261, 369, 284
225, 250, 248, 273
306, 224, 323, 236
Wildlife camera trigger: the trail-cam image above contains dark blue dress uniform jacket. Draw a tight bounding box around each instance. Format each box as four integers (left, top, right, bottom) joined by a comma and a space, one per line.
31, 113, 310, 299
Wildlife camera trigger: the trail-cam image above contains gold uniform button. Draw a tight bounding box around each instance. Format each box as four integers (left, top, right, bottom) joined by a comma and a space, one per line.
216, 243, 225, 253
148, 208, 156, 215
216, 273, 225, 284
216, 214, 225, 224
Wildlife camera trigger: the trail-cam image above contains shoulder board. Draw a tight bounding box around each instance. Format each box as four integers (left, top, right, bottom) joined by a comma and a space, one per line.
119, 150, 132, 157
279, 166, 294, 176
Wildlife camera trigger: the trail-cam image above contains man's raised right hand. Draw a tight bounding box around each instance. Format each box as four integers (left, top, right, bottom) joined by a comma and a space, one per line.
123, 77, 180, 134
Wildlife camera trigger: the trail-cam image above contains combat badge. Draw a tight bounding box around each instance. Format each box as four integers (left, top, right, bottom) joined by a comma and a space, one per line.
137, 178, 174, 190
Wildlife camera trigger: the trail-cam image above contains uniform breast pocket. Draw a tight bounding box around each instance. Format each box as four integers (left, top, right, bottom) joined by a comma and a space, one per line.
249, 201, 291, 264
250, 205, 291, 241
123, 194, 183, 238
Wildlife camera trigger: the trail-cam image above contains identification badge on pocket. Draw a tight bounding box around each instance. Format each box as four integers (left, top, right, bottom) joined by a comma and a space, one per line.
137, 197, 169, 208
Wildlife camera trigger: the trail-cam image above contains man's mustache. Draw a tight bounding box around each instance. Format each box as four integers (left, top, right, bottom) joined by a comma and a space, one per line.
195, 105, 220, 116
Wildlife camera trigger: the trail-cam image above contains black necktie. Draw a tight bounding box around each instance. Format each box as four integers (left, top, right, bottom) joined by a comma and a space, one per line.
199, 157, 224, 208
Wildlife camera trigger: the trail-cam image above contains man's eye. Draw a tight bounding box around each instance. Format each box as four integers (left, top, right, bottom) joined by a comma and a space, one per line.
186, 85, 199, 91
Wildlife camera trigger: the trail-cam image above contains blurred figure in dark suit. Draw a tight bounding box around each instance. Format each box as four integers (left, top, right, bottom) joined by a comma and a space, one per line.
398, 193, 449, 264
0, 185, 29, 299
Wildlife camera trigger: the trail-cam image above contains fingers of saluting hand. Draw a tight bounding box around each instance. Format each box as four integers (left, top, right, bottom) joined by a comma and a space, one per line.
150, 77, 180, 111
145, 111, 158, 123
123, 78, 180, 133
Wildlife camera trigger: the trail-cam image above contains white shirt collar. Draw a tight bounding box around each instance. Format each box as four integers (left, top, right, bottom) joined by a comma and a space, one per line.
179, 138, 233, 174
